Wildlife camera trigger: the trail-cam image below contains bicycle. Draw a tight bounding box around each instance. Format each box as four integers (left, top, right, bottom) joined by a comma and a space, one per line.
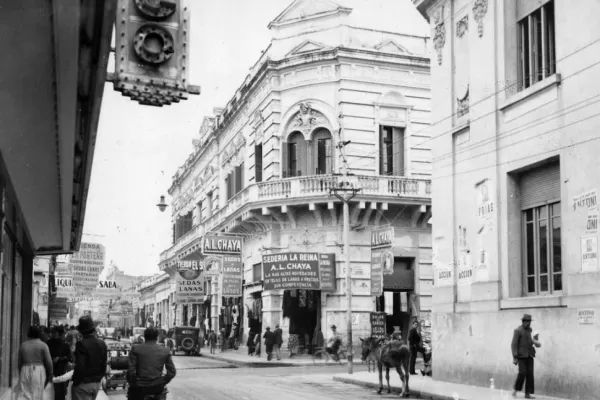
312, 345, 348, 365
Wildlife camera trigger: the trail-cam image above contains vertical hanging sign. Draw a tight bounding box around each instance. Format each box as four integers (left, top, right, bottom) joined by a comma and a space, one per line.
371, 227, 394, 296
202, 235, 243, 297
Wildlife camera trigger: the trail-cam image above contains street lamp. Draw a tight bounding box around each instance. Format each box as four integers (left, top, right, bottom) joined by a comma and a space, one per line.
157, 195, 168, 212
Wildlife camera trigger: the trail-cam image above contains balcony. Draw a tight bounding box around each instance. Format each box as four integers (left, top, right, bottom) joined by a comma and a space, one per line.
160, 174, 430, 265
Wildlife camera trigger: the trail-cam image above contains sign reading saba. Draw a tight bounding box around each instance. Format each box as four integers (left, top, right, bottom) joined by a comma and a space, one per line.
113, 0, 200, 106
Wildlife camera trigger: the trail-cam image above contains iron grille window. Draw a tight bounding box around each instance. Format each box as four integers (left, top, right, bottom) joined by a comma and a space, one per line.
519, 1, 556, 90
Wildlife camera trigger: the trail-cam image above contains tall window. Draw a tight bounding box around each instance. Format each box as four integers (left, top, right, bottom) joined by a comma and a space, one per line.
196, 200, 203, 224
255, 144, 263, 183
284, 132, 306, 177
206, 192, 213, 217
379, 126, 405, 176
226, 163, 245, 201
252, 263, 262, 282
520, 161, 561, 295
518, 1, 555, 90
313, 128, 333, 175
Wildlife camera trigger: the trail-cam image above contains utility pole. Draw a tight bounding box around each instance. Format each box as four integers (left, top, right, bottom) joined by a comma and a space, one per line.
330, 136, 361, 375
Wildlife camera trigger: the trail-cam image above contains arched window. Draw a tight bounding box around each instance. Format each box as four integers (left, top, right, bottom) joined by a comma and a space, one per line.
312, 128, 333, 175
284, 132, 306, 177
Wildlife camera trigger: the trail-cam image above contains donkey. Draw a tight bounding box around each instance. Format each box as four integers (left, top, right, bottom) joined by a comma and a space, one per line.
360, 336, 411, 397
360, 337, 378, 372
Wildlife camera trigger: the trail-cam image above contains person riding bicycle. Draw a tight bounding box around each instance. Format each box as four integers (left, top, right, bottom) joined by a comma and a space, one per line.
127, 326, 177, 400
325, 325, 342, 360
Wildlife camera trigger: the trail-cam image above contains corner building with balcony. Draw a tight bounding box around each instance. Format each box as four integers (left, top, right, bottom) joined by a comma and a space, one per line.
414, 0, 600, 398
160, 0, 433, 353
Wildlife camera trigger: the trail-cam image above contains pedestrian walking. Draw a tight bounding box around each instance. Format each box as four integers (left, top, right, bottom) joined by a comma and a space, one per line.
15, 325, 53, 400
208, 330, 217, 354
46, 325, 73, 400
72, 315, 108, 400
263, 327, 275, 361
408, 321, 428, 375
511, 314, 542, 399
273, 325, 283, 361
247, 332, 256, 356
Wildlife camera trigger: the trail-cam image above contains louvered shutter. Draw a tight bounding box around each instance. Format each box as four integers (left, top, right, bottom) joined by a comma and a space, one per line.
281, 142, 288, 177
393, 127, 405, 176
379, 126, 384, 174
520, 162, 560, 209
297, 137, 307, 177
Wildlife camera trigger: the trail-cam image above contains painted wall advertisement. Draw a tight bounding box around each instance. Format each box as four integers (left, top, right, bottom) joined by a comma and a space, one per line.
262, 252, 321, 291
457, 254, 473, 285
371, 227, 394, 296
435, 261, 453, 286
581, 236, 598, 272
221, 255, 243, 297
573, 189, 597, 212
476, 179, 495, 231
318, 253, 336, 292
49, 297, 68, 319
577, 309, 597, 325
70, 242, 105, 290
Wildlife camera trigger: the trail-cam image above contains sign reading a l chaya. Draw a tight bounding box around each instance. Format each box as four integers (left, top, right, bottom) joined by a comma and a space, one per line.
371, 227, 394, 296
262, 252, 321, 290
203, 235, 242, 255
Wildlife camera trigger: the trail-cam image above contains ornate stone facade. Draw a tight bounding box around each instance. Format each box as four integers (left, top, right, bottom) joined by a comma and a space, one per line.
472, 0, 488, 37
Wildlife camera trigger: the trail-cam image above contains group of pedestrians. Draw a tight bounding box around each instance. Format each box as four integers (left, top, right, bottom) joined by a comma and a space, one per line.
246, 325, 283, 361
15, 315, 108, 400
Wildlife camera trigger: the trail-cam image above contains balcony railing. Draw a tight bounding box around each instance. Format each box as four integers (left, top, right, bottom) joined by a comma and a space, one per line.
161, 174, 430, 264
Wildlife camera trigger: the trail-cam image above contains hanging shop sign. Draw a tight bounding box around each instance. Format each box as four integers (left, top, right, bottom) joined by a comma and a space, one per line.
370, 312, 387, 340
70, 242, 106, 290
221, 255, 243, 297
318, 253, 336, 292
203, 256, 222, 278
175, 267, 205, 304
49, 297, 68, 319
262, 252, 321, 291
202, 235, 242, 255
370, 227, 394, 296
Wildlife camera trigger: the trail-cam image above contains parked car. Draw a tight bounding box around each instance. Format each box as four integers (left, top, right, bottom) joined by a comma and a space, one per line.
129, 327, 145, 344
165, 326, 200, 356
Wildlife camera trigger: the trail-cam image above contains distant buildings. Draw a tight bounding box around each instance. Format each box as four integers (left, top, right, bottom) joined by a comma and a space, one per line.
414, 0, 600, 398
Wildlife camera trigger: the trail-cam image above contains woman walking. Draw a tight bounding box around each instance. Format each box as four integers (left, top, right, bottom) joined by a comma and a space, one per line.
16, 325, 53, 400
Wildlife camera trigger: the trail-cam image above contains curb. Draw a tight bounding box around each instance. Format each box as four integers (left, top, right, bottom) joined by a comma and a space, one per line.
332, 376, 463, 400
198, 352, 348, 368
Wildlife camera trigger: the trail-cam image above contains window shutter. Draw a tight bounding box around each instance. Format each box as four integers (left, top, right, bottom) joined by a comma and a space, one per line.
379, 126, 384, 174
297, 137, 307, 177
520, 162, 560, 209
255, 144, 263, 182
235, 164, 243, 193
393, 127, 405, 176
517, 0, 552, 21
281, 142, 288, 177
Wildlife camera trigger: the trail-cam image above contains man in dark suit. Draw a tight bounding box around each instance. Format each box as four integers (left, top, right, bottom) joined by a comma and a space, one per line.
46, 325, 72, 400
408, 321, 428, 375
128, 326, 177, 400
72, 316, 108, 400
511, 313, 541, 399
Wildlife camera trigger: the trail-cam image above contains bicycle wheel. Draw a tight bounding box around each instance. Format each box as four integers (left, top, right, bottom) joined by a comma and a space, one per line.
313, 348, 329, 364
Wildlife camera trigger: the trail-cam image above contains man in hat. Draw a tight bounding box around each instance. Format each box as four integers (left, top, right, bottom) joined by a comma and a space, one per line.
263, 327, 276, 361
326, 325, 342, 360
47, 325, 72, 400
72, 315, 108, 400
511, 314, 541, 399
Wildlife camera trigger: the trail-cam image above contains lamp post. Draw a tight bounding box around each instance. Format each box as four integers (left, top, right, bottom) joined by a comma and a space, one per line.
330, 139, 361, 375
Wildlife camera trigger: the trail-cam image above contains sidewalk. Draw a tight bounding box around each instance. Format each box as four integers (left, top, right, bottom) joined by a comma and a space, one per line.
198, 346, 342, 367
333, 371, 571, 400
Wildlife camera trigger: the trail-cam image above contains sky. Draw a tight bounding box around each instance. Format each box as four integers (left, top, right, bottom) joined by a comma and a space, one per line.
87, 0, 289, 278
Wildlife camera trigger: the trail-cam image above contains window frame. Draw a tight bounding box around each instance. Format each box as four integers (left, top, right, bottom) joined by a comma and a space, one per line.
255, 144, 263, 183
521, 201, 562, 297
518, 1, 556, 90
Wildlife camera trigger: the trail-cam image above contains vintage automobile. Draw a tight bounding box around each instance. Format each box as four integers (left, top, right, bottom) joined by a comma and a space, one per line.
165, 326, 200, 356
129, 327, 145, 344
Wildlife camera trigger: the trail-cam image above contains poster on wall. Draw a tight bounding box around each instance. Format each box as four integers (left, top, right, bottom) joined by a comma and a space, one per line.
457, 255, 473, 285
476, 179, 495, 231
370, 227, 393, 296
370, 312, 387, 339
573, 189, 598, 212
434, 261, 453, 287
475, 249, 489, 282
586, 211, 598, 234
221, 255, 243, 297
262, 252, 320, 291
581, 236, 599, 272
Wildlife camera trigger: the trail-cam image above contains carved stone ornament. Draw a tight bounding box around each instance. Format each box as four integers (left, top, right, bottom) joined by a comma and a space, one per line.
251, 110, 265, 142
472, 0, 488, 37
457, 87, 469, 118
288, 102, 328, 137
456, 15, 468, 38
433, 22, 446, 66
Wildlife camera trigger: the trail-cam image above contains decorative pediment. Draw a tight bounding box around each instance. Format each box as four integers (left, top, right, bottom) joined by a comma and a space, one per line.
375, 40, 410, 55
199, 116, 215, 144
287, 40, 329, 56
286, 102, 331, 139
268, 0, 351, 29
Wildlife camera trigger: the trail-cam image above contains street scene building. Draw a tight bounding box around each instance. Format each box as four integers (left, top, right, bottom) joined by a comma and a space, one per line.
159, 0, 433, 354
414, 0, 600, 398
